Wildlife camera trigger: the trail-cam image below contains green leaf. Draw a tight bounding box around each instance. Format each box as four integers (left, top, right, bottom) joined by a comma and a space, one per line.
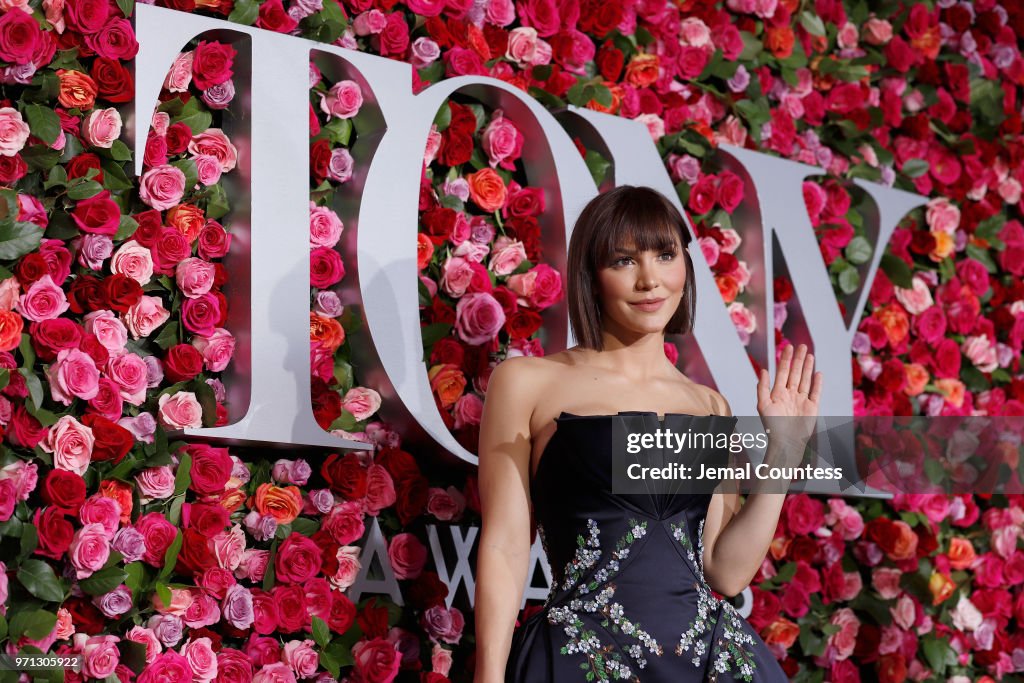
0, 221, 42, 260
227, 0, 258, 23
837, 265, 860, 294
844, 236, 872, 265
67, 179, 104, 200
584, 149, 611, 187
115, 215, 139, 241
901, 158, 929, 178
9, 609, 57, 640
170, 159, 199, 194
17, 559, 65, 602
192, 379, 218, 427
173, 452, 192, 496
19, 368, 44, 412
44, 165, 67, 190
312, 616, 331, 648
124, 562, 146, 594
921, 634, 950, 676
158, 531, 183, 582
155, 581, 172, 607
880, 253, 913, 289
24, 105, 61, 146
115, 0, 134, 17
421, 322, 452, 351
153, 321, 180, 350
79, 566, 128, 596
799, 11, 826, 36
432, 103, 452, 132
22, 146, 61, 172
0, 368, 8, 392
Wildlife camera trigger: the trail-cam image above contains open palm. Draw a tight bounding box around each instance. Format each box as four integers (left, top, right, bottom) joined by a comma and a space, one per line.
757, 343, 823, 450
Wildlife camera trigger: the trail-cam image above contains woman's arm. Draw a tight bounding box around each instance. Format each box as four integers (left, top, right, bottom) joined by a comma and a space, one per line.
473, 356, 540, 683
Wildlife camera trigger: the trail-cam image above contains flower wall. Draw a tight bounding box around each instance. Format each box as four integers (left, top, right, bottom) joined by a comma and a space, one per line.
0, 0, 1022, 681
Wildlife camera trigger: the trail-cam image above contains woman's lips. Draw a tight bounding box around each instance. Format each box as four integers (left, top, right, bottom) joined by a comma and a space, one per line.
629, 298, 666, 312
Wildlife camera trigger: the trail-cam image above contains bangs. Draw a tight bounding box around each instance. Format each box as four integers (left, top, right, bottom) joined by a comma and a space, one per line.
590, 195, 689, 269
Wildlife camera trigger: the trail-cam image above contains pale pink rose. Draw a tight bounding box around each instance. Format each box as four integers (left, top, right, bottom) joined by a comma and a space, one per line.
992, 525, 1020, 559
69, 523, 110, 578
136, 466, 176, 500
454, 292, 506, 345
183, 636, 218, 683
109, 240, 154, 286
55, 607, 75, 640
124, 295, 171, 340
193, 154, 224, 186
506, 270, 536, 300
950, 596, 983, 631
410, 36, 440, 68
342, 386, 381, 421
82, 634, 120, 678
431, 643, 453, 676
164, 51, 194, 92
862, 17, 893, 46
188, 129, 238, 173
488, 237, 527, 276
635, 113, 665, 141
453, 239, 489, 263
480, 110, 523, 169
221, 583, 254, 629
440, 256, 474, 297
43, 0, 65, 32
893, 276, 934, 315
925, 197, 960, 234
963, 335, 999, 373
0, 460, 37, 501
0, 107, 30, 156
506, 27, 545, 67
212, 525, 246, 570
77, 234, 114, 270
353, 8, 387, 34
152, 590, 193, 617
119, 413, 157, 443
727, 301, 757, 344
836, 21, 859, 49
718, 227, 741, 253
331, 546, 361, 589
319, 80, 363, 120
998, 177, 1021, 205
84, 310, 128, 355
17, 274, 69, 321
106, 352, 150, 405
253, 662, 297, 683
175, 257, 216, 299
327, 147, 353, 183
310, 203, 344, 248
82, 108, 122, 149
485, 0, 515, 25
158, 391, 203, 429
139, 165, 187, 211
79, 495, 121, 538
41, 415, 95, 475
313, 291, 343, 318
235, 549, 270, 583
824, 499, 864, 541
679, 17, 711, 47
192, 328, 235, 372
423, 124, 442, 166
126, 626, 161, 664
151, 112, 171, 137
0, 277, 19, 310
282, 640, 319, 678
890, 594, 915, 630
827, 608, 860, 661
452, 392, 483, 430
871, 567, 903, 599
426, 486, 466, 522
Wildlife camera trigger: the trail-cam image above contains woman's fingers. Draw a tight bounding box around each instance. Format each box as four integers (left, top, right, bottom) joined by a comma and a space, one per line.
788, 344, 807, 390
798, 351, 814, 396
773, 344, 794, 400
809, 371, 823, 404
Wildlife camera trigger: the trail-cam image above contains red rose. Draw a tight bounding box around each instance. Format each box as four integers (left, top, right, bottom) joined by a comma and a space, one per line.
80, 332, 109, 367
275, 533, 324, 584
192, 40, 237, 89
503, 186, 545, 218
0, 154, 26, 184
63, 596, 106, 636
676, 45, 710, 80
67, 275, 104, 315
438, 131, 473, 167
395, 476, 428, 525
199, 221, 231, 259
272, 584, 308, 633
8, 404, 46, 449
311, 378, 341, 429
0, 7, 43, 65
430, 338, 465, 367
29, 318, 82, 363
596, 44, 624, 81
183, 502, 229, 537
185, 444, 233, 495
41, 469, 87, 513
132, 209, 162, 247
251, 591, 280, 635
506, 309, 542, 339
329, 591, 356, 634
422, 207, 459, 246
165, 122, 192, 154
72, 189, 121, 235
375, 447, 421, 484
784, 494, 825, 536
163, 344, 204, 383
377, 12, 409, 57
14, 253, 48, 286
578, 0, 621, 37
407, 571, 449, 609
516, 0, 559, 37
352, 636, 401, 683
34, 506, 75, 559
715, 171, 744, 213
357, 598, 390, 639
154, 227, 191, 274
256, 0, 299, 33
321, 452, 368, 500
102, 274, 143, 313
687, 174, 717, 215
90, 57, 133, 103
175, 527, 217, 575
136, 512, 180, 566
81, 414, 134, 463
310, 138, 332, 184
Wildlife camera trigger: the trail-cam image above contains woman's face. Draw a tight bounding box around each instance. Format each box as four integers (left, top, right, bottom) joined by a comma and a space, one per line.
595, 232, 688, 337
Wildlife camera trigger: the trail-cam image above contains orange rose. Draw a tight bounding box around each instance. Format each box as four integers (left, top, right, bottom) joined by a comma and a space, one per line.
715, 274, 739, 303
253, 483, 303, 524
929, 230, 954, 261
769, 536, 790, 561
947, 537, 976, 571
994, 440, 1020, 470
417, 232, 434, 270
99, 479, 133, 524
585, 83, 623, 115
873, 303, 909, 347
624, 54, 660, 89
310, 312, 345, 352
0, 310, 23, 352
761, 617, 799, 649
167, 204, 206, 243
882, 519, 918, 561
934, 378, 965, 408
467, 168, 507, 213
57, 69, 98, 109
428, 363, 467, 409
220, 487, 247, 513
903, 362, 929, 396
194, 0, 231, 10
877, 653, 907, 683
910, 26, 941, 60
764, 26, 795, 59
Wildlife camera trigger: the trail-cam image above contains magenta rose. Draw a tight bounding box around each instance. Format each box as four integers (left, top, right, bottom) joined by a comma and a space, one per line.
186, 444, 232, 495
68, 522, 110, 578
310, 247, 345, 288
137, 651, 192, 683
274, 533, 323, 585
181, 293, 222, 337
319, 80, 363, 119
351, 638, 401, 683
192, 40, 237, 90
454, 292, 505, 346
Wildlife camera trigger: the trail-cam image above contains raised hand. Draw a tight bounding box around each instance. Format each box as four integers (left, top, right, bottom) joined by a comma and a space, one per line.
756, 343, 823, 457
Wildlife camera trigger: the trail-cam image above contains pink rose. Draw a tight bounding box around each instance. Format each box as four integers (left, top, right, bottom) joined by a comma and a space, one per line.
164, 51, 193, 92
41, 415, 94, 475
440, 256, 475, 298
387, 533, 427, 579
84, 310, 128, 353
925, 197, 960, 234
0, 277, 19, 310
327, 147, 353, 183
193, 154, 223, 186
363, 463, 396, 516
871, 567, 903, 599
221, 584, 254, 630
188, 129, 237, 173
82, 634, 121, 678
79, 494, 121, 537
106, 352, 149, 405
426, 486, 466, 521
481, 110, 524, 170
140, 164, 187, 211
679, 17, 711, 47
236, 549, 270, 583
353, 9, 386, 34
342, 386, 381, 421
331, 546, 361, 590
0, 107, 30, 156
323, 501, 365, 545
192, 328, 235, 372
454, 292, 505, 345
862, 17, 893, 46
505, 27, 551, 67
18, 274, 69, 321
253, 662, 296, 683
351, 638, 400, 683
136, 466, 175, 500
124, 295, 171, 340
827, 607, 860, 661
488, 237, 527, 276
47, 348, 100, 405
175, 257, 216, 299
420, 605, 465, 645
517, 263, 561, 309
69, 522, 110, 578
282, 640, 318, 678
183, 637, 218, 683
111, 239, 155, 285
309, 203, 344, 248
158, 391, 203, 429
81, 107, 122, 148
274, 533, 322, 585
319, 80, 363, 119
126, 626, 161, 664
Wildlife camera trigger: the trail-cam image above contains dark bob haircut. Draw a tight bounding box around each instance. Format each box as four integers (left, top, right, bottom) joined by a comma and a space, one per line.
567, 185, 696, 350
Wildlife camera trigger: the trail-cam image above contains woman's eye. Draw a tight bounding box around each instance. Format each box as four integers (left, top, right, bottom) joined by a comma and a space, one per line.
659, 251, 676, 260
613, 257, 633, 267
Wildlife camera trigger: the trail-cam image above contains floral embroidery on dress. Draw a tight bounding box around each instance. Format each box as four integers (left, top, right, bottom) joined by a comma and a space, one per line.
547, 518, 663, 682
670, 517, 758, 682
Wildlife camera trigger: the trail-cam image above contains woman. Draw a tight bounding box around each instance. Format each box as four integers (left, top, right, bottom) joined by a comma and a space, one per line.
474, 185, 822, 682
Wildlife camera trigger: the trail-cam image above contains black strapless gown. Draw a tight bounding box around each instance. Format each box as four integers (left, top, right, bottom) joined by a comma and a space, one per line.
506, 412, 789, 683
